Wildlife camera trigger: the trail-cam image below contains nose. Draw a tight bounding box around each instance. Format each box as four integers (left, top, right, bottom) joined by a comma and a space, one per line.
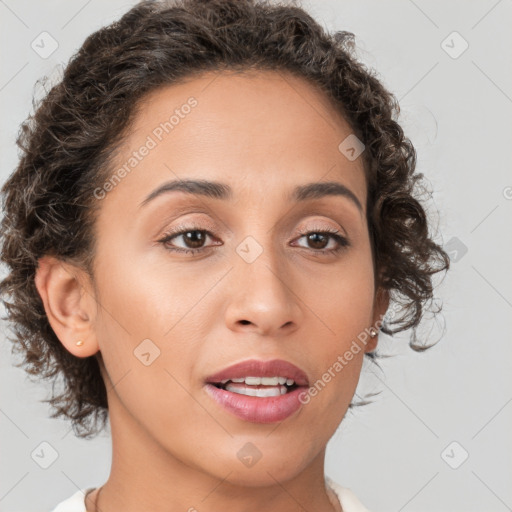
224, 247, 303, 337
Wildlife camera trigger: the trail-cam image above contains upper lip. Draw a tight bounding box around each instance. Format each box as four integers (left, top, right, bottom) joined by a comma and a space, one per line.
205, 358, 309, 386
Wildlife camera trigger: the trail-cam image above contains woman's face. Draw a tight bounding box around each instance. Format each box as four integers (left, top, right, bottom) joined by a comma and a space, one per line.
85, 69, 387, 485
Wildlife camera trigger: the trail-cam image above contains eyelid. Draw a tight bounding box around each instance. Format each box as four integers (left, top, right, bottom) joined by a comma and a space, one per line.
158, 224, 218, 244
159, 218, 346, 242
295, 215, 346, 233
157, 216, 217, 237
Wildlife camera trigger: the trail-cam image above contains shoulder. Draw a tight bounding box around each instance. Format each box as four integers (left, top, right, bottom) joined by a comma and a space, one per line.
49, 488, 93, 512
325, 475, 372, 512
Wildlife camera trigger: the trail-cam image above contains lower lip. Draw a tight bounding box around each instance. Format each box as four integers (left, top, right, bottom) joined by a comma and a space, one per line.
204, 384, 307, 423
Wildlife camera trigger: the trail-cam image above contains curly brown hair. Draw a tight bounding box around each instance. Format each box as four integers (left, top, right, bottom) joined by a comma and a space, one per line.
0, 0, 450, 438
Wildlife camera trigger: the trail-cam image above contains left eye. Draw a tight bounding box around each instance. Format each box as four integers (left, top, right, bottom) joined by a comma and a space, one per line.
294, 230, 348, 252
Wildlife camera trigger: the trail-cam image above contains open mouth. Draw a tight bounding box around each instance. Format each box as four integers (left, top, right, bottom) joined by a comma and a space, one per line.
204, 362, 310, 422
210, 377, 301, 397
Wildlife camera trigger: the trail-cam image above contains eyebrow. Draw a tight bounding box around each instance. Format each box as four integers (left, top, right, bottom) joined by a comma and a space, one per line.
138, 179, 363, 213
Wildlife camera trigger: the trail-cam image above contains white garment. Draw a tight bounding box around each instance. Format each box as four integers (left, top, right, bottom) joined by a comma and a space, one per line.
50, 476, 371, 512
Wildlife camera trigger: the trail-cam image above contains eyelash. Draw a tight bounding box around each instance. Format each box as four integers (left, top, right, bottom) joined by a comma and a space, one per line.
157, 225, 350, 256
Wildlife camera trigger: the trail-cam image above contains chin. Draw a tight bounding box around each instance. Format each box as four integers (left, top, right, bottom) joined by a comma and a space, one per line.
219, 465, 306, 488
202, 441, 313, 488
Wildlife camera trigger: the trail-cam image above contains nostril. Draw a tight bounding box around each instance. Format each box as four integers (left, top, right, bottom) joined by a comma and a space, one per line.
239, 320, 251, 325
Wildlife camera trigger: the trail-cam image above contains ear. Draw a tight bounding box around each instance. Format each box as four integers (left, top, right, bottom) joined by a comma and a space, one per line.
364, 287, 390, 353
34, 255, 99, 358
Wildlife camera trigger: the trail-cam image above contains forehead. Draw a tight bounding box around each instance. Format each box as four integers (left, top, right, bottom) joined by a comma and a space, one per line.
102, 69, 367, 215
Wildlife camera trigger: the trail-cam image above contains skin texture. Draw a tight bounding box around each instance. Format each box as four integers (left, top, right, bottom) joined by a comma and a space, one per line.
35, 69, 389, 512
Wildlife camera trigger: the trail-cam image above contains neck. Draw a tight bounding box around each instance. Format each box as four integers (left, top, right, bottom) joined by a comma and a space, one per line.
95, 391, 340, 512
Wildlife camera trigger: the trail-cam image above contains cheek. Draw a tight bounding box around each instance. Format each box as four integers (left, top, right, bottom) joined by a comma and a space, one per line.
296, 258, 375, 412
91, 254, 211, 429
92, 244, 231, 409
301, 251, 375, 346
94, 242, 212, 339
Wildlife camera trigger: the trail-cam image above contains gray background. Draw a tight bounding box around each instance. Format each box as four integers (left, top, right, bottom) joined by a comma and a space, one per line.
1, 1, 511, 511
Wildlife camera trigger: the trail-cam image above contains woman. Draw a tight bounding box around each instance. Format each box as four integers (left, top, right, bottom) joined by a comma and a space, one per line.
0, 0, 450, 511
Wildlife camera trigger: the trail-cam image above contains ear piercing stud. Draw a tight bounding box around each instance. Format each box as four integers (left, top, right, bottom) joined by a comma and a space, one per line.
76, 340, 84, 346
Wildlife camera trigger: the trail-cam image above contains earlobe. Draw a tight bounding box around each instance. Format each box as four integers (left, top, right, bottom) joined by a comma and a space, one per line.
34, 256, 99, 358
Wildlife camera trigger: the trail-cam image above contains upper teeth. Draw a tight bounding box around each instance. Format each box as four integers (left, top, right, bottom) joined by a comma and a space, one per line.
220, 376, 295, 386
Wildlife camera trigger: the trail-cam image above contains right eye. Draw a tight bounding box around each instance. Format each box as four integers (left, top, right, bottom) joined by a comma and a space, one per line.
158, 227, 221, 255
